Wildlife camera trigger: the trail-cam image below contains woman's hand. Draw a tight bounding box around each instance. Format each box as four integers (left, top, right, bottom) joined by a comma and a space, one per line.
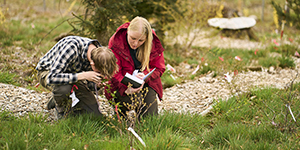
135, 72, 145, 80
77, 71, 104, 84
125, 82, 144, 95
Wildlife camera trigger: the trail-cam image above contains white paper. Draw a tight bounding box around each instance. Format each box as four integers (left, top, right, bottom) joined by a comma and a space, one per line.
133, 70, 139, 76
69, 91, 80, 107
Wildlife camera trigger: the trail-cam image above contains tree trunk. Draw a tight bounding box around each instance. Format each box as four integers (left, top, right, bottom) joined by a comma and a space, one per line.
43, 0, 46, 11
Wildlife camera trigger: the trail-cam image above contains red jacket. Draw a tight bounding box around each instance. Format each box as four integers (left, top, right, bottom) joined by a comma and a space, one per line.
105, 22, 165, 101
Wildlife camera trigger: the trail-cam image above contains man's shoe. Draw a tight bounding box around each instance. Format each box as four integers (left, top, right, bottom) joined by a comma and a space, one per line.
55, 107, 65, 120
46, 97, 56, 110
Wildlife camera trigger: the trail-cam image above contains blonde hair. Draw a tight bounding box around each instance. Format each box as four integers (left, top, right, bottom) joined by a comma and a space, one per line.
91, 46, 118, 79
128, 16, 153, 71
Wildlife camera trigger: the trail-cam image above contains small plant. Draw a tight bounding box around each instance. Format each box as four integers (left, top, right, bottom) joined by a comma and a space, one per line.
105, 83, 153, 149
27, 113, 47, 123
256, 71, 300, 133
0, 70, 19, 86
161, 70, 181, 88
258, 56, 279, 68
278, 56, 295, 68
280, 44, 298, 57
200, 65, 215, 75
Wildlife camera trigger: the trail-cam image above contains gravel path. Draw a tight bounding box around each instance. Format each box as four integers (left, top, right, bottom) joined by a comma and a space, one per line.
1, 37, 300, 121
1, 61, 300, 121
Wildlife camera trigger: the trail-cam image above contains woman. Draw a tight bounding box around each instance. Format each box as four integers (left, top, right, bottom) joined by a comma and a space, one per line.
105, 16, 165, 118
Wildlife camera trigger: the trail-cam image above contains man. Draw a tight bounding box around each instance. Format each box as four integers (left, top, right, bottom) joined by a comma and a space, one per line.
36, 36, 118, 119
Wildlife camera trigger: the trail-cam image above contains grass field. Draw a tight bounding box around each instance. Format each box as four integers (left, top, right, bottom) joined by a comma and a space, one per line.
1, 83, 300, 149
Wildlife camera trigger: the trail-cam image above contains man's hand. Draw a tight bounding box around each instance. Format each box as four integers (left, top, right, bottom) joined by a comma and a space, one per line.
77, 71, 104, 84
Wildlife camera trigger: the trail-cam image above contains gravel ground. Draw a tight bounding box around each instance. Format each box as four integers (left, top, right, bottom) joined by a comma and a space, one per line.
1, 37, 300, 121
1, 59, 300, 121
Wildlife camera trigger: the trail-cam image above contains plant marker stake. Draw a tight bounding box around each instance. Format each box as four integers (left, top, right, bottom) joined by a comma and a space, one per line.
255, 49, 258, 55
235, 56, 241, 61
295, 51, 300, 57
224, 72, 232, 83
170, 74, 176, 80
273, 39, 280, 46
218, 57, 224, 61
192, 65, 199, 75
35, 83, 40, 88
234, 70, 238, 76
201, 57, 205, 62
128, 127, 146, 147
166, 64, 176, 73
286, 104, 296, 122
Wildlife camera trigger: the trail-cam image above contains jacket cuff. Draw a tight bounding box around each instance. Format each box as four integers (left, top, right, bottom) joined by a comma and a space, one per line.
118, 83, 127, 96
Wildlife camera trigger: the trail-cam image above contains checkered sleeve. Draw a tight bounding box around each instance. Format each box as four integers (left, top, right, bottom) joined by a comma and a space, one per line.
46, 41, 78, 85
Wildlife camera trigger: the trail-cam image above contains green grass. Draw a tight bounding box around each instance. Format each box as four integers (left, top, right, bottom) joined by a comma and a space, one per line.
258, 56, 279, 68
1, 0, 299, 89
0, 70, 20, 86
1, 82, 300, 149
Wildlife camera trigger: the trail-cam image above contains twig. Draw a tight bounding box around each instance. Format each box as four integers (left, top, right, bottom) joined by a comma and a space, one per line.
261, 99, 276, 122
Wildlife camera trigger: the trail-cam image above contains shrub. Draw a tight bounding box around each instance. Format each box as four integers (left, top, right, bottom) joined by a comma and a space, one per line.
70, 0, 181, 45
271, 0, 300, 29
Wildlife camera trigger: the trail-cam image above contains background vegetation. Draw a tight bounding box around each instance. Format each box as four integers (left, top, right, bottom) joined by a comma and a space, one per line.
0, 0, 299, 89
0, 0, 300, 149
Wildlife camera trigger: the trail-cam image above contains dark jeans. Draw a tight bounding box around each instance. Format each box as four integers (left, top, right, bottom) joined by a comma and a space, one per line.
37, 71, 102, 117
114, 85, 158, 119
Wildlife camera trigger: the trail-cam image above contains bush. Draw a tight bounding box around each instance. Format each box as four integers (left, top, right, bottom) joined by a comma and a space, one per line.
272, 0, 300, 29
70, 0, 181, 45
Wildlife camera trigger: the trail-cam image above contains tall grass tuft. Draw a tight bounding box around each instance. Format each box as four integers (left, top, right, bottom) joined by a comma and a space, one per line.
0, 70, 19, 86
258, 56, 279, 68
278, 56, 295, 68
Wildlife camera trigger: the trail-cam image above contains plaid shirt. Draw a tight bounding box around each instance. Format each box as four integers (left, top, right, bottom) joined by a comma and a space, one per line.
36, 36, 101, 85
